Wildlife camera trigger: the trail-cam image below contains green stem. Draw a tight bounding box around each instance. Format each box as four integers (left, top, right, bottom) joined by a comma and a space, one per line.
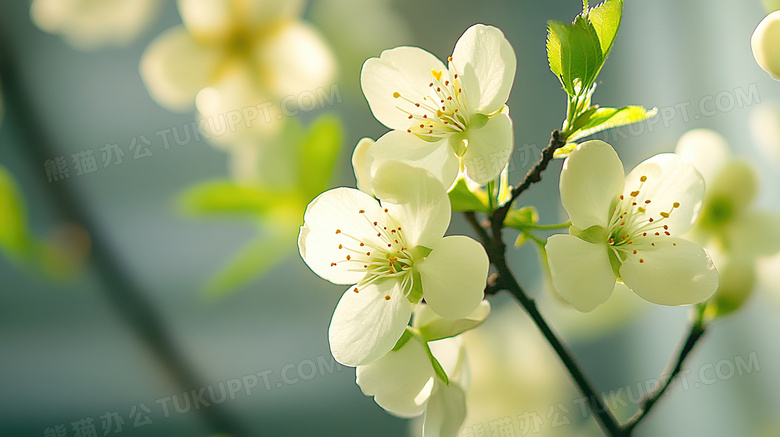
525, 221, 572, 231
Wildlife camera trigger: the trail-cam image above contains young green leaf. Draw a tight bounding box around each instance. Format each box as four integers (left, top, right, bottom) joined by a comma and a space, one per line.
0, 165, 33, 258
587, 0, 624, 57
547, 17, 603, 96
203, 227, 295, 298
554, 106, 658, 159
179, 180, 293, 216
504, 206, 540, 231
448, 178, 490, 213
299, 114, 343, 198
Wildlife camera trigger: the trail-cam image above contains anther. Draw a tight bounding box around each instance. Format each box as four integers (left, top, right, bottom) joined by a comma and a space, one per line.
393, 92, 400, 98
384, 295, 391, 300
640, 175, 647, 182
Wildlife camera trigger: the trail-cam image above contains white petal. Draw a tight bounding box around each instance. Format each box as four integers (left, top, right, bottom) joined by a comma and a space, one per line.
560, 140, 625, 230
352, 137, 375, 195
140, 26, 221, 112
547, 234, 616, 312
414, 300, 491, 341
374, 162, 452, 248
356, 336, 434, 418
728, 212, 780, 258
624, 153, 705, 235
674, 129, 730, 185
178, 0, 304, 43
418, 236, 489, 319
366, 131, 459, 193
422, 382, 467, 437
752, 11, 780, 80
329, 280, 412, 367
194, 68, 282, 147
177, 0, 234, 42
451, 24, 517, 115
298, 188, 384, 284
620, 238, 718, 306
361, 46, 447, 131
254, 21, 337, 98
460, 112, 514, 185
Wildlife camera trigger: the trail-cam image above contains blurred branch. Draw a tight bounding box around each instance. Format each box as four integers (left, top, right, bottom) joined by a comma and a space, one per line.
621, 305, 708, 434
0, 36, 252, 437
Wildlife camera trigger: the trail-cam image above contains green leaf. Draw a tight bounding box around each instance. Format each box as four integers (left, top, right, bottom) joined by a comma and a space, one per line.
547, 16, 603, 96
203, 227, 295, 298
299, 114, 343, 198
391, 329, 415, 351
422, 339, 449, 386
504, 206, 539, 231
448, 178, 489, 213
179, 180, 293, 216
0, 165, 33, 258
587, 0, 624, 57
566, 105, 658, 144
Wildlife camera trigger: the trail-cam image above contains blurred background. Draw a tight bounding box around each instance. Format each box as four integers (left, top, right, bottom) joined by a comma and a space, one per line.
1, 0, 779, 436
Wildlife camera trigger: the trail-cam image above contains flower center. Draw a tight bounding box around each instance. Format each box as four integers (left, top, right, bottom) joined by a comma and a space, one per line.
606, 175, 681, 260
331, 208, 416, 298
393, 57, 470, 138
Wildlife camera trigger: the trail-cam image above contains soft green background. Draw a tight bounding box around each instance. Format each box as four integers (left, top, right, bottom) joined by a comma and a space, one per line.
1, 1, 779, 436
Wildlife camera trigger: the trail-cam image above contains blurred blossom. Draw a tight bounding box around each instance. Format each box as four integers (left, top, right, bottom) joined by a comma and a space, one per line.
30, 0, 161, 50
750, 102, 780, 166
752, 10, 780, 80
140, 0, 336, 126
310, 0, 413, 88
677, 129, 780, 316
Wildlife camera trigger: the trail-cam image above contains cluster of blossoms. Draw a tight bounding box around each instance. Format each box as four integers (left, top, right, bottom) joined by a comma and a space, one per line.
299, 24, 515, 435
299, 17, 724, 436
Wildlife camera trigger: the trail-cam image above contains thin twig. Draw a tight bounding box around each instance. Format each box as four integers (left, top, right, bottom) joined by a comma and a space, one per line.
621, 306, 708, 434
491, 130, 566, 237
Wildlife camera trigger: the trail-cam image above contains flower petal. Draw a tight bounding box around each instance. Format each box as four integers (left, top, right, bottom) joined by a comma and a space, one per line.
178, 0, 304, 43
418, 236, 489, 319
624, 154, 705, 236
451, 24, 517, 115
415, 300, 491, 341
374, 162, 452, 248
352, 137, 374, 195
460, 111, 514, 185
674, 128, 730, 186
254, 21, 337, 98
365, 131, 459, 192
752, 10, 780, 80
140, 26, 221, 112
547, 234, 616, 312
560, 140, 625, 230
361, 46, 447, 131
422, 382, 467, 437
298, 187, 384, 285
356, 336, 435, 417
329, 280, 412, 366
620, 238, 718, 306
